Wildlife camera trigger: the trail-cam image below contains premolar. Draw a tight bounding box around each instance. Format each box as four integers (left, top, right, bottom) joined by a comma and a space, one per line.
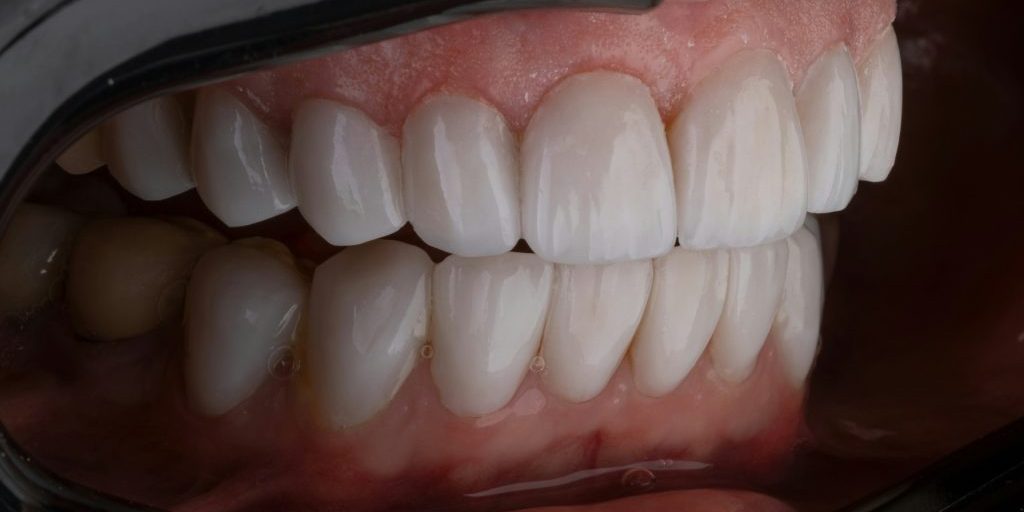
56, 129, 104, 175
103, 96, 195, 201
857, 25, 903, 182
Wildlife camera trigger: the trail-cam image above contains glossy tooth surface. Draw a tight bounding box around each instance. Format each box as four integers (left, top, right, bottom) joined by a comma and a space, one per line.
631, 248, 728, 397
192, 89, 296, 227
185, 240, 306, 416
522, 71, 676, 264
291, 100, 405, 246
709, 239, 789, 383
403, 95, 519, 257
67, 217, 225, 341
431, 252, 553, 416
770, 222, 824, 386
670, 50, 807, 250
541, 260, 652, 403
0, 204, 82, 314
858, 25, 903, 182
796, 45, 861, 213
56, 129, 104, 175
308, 240, 432, 428
104, 96, 195, 201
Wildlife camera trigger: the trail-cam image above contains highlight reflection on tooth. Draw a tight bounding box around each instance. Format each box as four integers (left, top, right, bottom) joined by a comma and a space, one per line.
770, 221, 824, 386
56, 129, 104, 175
185, 239, 307, 416
104, 96, 195, 201
0, 204, 82, 314
857, 25, 903, 182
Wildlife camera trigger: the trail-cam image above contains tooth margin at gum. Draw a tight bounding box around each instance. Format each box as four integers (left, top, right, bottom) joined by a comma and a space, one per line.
857, 24, 903, 183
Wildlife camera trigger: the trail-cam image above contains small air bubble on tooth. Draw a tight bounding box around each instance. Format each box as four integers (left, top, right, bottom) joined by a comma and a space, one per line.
529, 355, 546, 374
621, 467, 656, 491
267, 345, 300, 380
420, 344, 435, 360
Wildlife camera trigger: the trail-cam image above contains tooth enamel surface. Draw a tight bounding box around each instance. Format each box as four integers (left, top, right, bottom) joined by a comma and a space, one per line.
290, 100, 406, 246
709, 239, 789, 383
796, 45, 861, 213
770, 221, 824, 387
192, 89, 296, 227
402, 95, 520, 257
103, 96, 195, 201
541, 260, 653, 403
630, 248, 728, 397
0, 204, 82, 314
431, 252, 553, 416
56, 129, 104, 175
522, 71, 676, 264
67, 217, 225, 341
857, 25, 903, 182
670, 50, 807, 250
185, 239, 306, 416
308, 240, 432, 428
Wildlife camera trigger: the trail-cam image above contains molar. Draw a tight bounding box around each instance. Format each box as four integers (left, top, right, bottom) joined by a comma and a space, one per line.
103, 96, 195, 201
857, 25, 903, 182
0, 203, 83, 314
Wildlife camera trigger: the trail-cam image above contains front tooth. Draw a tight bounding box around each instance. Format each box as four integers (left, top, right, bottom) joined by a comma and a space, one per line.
0, 204, 83, 314
796, 44, 862, 213
56, 129, 104, 175
402, 95, 520, 257
104, 96, 195, 201
630, 248, 729, 397
770, 222, 824, 386
708, 239, 789, 383
290, 99, 406, 246
308, 240, 432, 428
541, 260, 652, 403
184, 239, 307, 416
431, 252, 553, 416
670, 50, 807, 250
857, 25, 903, 182
192, 89, 296, 227
67, 217, 225, 341
522, 71, 676, 264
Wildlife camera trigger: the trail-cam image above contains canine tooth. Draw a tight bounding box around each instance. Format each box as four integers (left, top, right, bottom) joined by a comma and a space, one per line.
67, 217, 225, 341
670, 50, 807, 250
796, 45, 861, 213
770, 222, 824, 386
56, 129, 104, 175
403, 95, 520, 257
291, 100, 405, 246
431, 252, 553, 416
104, 96, 195, 201
308, 240, 432, 428
541, 260, 652, 403
522, 71, 676, 264
0, 204, 83, 314
709, 239, 788, 383
858, 26, 903, 182
185, 239, 306, 416
631, 248, 728, 397
192, 89, 296, 227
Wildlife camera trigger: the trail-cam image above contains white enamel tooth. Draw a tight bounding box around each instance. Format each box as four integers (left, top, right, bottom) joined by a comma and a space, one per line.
796, 44, 862, 213
709, 239, 789, 383
858, 26, 903, 182
56, 129, 104, 175
770, 224, 824, 387
104, 96, 195, 201
308, 240, 432, 428
670, 50, 807, 250
402, 95, 520, 257
291, 100, 406, 246
541, 260, 652, 403
630, 248, 728, 397
185, 239, 306, 416
192, 89, 296, 227
522, 71, 676, 264
431, 252, 553, 417
0, 204, 83, 314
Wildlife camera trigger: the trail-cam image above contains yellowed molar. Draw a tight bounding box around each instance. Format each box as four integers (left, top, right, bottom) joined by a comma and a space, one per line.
0, 203, 83, 314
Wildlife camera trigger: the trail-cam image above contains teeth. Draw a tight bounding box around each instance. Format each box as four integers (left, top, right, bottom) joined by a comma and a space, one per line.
67, 217, 225, 341
307, 240, 432, 428
670, 50, 807, 250
184, 239, 306, 416
541, 260, 653, 403
796, 45, 861, 213
0, 204, 83, 314
290, 99, 406, 246
402, 95, 520, 257
770, 221, 824, 386
431, 252, 553, 416
103, 96, 195, 201
192, 89, 296, 227
708, 239, 789, 383
522, 71, 676, 264
56, 129, 104, 175
630, 248, 729, 397
857, 25, 903, 182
